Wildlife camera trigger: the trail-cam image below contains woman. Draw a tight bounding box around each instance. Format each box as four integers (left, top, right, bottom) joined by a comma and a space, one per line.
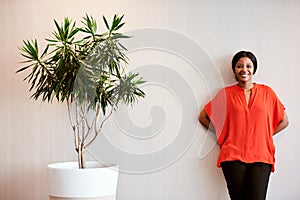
198, 50, 289, 200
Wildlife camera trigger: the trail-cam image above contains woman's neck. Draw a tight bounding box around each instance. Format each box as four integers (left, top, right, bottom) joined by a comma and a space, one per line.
238, 81, 254, 90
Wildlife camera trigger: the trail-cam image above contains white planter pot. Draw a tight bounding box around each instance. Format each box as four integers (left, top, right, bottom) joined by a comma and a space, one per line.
47, 162, 119, 200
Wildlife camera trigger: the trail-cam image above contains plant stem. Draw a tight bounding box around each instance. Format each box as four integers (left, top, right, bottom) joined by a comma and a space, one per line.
86, 105, 115, 148
66, 99, 78, 152
78, 142, 86, 169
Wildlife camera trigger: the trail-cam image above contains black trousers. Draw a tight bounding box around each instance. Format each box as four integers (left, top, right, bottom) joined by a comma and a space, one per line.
221, 161, 272, 200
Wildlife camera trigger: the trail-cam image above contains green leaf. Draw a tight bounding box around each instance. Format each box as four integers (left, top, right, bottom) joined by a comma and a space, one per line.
69, 27, 80, 39
16, 66, 31, 73
41, 45, 49, 58
54, 20, 62, 39
103, 16, 110, 30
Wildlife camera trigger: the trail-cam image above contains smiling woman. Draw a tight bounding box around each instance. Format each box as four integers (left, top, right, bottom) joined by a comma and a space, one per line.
198, 50, 289, 200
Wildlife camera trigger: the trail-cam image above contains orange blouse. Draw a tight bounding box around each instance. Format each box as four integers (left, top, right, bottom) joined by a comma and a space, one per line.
205, 84, 285, 172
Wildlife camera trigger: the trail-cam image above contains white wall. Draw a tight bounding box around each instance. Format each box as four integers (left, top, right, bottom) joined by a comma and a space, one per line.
1, 0, 299, 199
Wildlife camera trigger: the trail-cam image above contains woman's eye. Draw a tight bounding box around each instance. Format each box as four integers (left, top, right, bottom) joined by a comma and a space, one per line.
236, 65, 242, 68
247, 65, 253, 68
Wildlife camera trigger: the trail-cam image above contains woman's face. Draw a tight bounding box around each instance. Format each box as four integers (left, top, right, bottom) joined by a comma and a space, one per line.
234, 57, 254, 83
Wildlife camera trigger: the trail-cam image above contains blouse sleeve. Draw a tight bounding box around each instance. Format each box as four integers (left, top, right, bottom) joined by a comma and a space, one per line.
204, 89, 227, 144
268, 87, 285, 134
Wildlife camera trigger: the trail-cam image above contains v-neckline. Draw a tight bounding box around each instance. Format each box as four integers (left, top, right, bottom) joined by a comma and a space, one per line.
236, 83, 257, 110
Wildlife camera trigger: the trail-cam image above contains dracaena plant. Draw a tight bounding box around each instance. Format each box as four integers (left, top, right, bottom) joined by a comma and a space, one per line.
17, 14, 145, 169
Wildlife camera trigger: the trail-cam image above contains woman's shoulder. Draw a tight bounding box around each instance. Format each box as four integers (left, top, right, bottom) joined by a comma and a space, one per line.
214, 85, 236, 94
212, 84, 241, 98
224, 84, 241, 92
255, 83, 278, 97
255, 83, 274, 91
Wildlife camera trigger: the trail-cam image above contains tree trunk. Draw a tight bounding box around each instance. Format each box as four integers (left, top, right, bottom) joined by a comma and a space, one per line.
78, 143, 86, 169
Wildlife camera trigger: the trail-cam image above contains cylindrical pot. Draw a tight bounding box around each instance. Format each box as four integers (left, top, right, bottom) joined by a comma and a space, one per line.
47, 161, 119, 200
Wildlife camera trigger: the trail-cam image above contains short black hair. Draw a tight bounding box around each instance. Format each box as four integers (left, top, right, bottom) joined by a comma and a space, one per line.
231, 51, 258, 74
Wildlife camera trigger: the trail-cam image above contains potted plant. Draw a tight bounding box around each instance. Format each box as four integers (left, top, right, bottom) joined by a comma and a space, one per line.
17, 14, 145, 199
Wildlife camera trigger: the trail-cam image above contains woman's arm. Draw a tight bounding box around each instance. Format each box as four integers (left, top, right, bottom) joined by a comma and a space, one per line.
274, 111, 289, 135
198, 108, 215, 132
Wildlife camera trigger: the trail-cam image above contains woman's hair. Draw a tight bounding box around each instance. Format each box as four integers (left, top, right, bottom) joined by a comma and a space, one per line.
231, 50, 258, 74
